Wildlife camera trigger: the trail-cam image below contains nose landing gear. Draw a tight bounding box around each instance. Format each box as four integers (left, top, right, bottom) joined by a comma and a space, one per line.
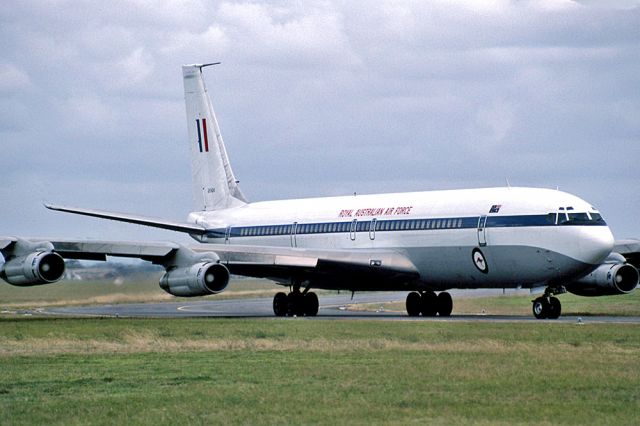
532, 287, 565, 319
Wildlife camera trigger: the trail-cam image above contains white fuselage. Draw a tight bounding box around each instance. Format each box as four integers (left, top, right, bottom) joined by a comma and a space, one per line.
187, 187, 614, 291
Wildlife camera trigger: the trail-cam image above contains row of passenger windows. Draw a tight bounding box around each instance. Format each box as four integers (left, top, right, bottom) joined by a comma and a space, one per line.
232, 217, 469, 238
216, 212, 606, 239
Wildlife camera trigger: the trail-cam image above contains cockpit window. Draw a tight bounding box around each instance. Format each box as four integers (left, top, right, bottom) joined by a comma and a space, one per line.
550, 208, 606, 225
557, 212, 568, 225
565, 212, 591, 225
553, 211, 606, 225
589, 213, 606, 225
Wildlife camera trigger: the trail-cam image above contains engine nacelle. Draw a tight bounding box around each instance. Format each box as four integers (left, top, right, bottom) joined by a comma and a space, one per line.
159, 262, 230, 297
566, 263, 638, 297
0, 251, 66, 286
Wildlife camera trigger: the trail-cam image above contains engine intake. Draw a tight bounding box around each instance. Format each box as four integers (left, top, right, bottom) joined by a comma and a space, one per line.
159, 262, 230, 297
1, 251, 66, 286
566, 263, 639, 297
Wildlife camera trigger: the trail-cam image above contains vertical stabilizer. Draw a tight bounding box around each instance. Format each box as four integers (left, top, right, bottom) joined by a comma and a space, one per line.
183, 64, 247, 211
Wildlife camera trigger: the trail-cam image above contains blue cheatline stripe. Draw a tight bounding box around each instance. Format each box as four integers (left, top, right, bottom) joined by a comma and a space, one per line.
196, 119, 203, 152
203, 214, 607, 238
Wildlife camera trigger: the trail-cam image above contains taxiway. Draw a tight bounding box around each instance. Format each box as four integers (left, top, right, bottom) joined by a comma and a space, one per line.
42, 291, 640, 324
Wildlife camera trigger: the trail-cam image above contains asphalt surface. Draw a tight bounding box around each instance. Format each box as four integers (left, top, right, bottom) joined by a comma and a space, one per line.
41, 290, 640, 324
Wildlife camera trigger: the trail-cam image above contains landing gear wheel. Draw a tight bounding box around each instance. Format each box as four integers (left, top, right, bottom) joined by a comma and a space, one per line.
532, 297, 549, 319
273, 292, 288, 317
304, 292, 319, 317
406, 292, 422, 316
437, 292, 453, 317
548, 297, 561, 319
287, 292, 304, 316
420, 291, 438, 317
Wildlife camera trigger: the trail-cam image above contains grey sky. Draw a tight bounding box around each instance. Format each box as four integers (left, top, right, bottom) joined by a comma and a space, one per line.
1, 0, 639, 243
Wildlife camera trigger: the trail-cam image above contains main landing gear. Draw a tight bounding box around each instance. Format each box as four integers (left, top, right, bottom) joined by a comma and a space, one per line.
532, 287, 564, 319
273, 289, 319, 317
405, 291, 453, 317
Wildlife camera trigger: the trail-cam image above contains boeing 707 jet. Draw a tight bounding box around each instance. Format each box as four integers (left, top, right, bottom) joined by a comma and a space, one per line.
2, 63, 639, 319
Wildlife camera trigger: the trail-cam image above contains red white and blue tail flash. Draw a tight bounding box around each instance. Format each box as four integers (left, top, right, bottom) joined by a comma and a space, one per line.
195, 119, 210, 153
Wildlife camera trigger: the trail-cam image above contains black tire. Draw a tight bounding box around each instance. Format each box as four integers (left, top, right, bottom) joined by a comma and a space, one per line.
304, 292, 319, 317
287, 292, 304, 316
437, 292, 453, 317
406, 292, 422, 316
420, 291, 438, 316
548, 297, 561, 319
532, 297, 548, 319
273, 292, 288, 317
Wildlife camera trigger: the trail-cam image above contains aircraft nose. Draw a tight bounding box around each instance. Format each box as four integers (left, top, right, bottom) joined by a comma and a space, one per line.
579, 226, 614, 264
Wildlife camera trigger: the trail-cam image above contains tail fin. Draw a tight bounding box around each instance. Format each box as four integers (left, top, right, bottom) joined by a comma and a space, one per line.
183, 63, 248, 211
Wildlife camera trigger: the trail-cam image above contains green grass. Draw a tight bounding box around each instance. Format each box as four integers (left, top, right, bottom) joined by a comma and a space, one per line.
1, 317, 639, 425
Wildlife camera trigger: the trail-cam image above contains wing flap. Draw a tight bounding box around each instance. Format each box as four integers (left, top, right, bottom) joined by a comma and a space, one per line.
50, 239, 179, 261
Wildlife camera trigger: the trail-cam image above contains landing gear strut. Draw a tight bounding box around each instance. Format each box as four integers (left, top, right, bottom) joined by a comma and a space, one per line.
273, 284, 319, 317
405, 291, 453, 317
532, 287, 564, 319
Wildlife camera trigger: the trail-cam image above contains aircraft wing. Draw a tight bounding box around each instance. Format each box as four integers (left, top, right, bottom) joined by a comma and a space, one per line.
191, 244, 420, 289
1, 237, 420, 291
614, 239, 640, 269
44, 204, 207, 235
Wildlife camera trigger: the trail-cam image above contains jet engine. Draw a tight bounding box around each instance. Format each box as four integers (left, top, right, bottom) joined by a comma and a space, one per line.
566, 263, 638, 297
159, 262, 230, 297
0, 251, 66, 286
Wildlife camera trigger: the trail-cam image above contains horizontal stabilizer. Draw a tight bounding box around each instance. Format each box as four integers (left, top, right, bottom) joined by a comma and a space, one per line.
44, 204, 207, 235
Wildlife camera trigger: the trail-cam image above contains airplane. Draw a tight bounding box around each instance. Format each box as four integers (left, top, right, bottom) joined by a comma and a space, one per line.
1, 63, 639, 319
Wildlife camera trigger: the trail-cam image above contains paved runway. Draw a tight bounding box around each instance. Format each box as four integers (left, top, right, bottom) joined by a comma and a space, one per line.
44, 291, 640, 324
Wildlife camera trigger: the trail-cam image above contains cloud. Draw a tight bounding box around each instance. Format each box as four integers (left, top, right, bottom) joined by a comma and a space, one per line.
0, 63, 32, 93
0, 0, 638, 239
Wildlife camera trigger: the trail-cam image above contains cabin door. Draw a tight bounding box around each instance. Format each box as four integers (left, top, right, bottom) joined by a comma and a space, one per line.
477, 215, 487, 247
369, 218, 377, 240
350, 219, 357, 241
291, 222, 297, 248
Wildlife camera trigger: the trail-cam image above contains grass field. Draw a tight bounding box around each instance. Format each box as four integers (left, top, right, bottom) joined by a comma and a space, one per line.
1, 317, 639, 425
